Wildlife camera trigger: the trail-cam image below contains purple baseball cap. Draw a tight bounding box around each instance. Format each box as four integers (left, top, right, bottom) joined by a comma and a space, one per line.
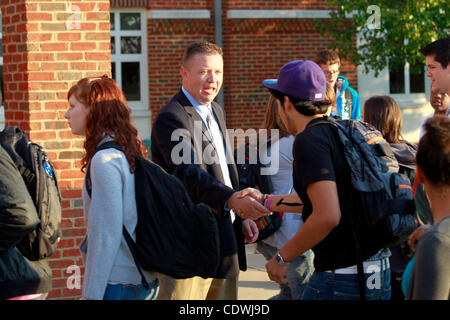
262, 60, 327, 101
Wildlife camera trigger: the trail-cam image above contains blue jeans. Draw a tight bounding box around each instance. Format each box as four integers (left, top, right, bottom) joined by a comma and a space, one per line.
302, 265, 391, 300
103, 280, 159, 300
256, 241, 315, 300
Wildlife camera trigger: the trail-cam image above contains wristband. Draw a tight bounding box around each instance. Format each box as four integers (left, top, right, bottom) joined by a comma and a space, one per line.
276, 251, 289, 266
263, 194, 269, 210
266, 195, 273, 211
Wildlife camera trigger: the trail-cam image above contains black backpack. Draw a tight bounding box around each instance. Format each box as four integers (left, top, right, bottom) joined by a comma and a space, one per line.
234, 138, 283, 242
86, 141, 220, 288
309, 117, 418, 299
0, 126, 62, 261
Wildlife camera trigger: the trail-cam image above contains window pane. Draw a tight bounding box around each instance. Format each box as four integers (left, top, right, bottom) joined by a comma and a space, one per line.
120, 13, 140, 30
389, 62, 405, 94
110, 12, 115, 30
410, 62, 425, 93
120, 36, 141, 54
111, 62, 116, 80
122, 62, 140, 101
111, 37, 115, 54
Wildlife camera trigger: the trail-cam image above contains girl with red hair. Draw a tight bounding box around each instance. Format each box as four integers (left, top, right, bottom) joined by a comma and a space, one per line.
65, 76, 158, 300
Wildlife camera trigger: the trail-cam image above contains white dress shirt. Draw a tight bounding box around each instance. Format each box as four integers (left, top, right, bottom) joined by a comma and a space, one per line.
182, 87, 235, 222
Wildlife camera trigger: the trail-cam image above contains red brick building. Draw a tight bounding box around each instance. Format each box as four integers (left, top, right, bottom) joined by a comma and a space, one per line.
1, 0, 401, 300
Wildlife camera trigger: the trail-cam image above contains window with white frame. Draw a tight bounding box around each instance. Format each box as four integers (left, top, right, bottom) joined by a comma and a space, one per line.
357, 32, 430, 108
389, 61, 426, 95
387, 60, 430, 107
110, 9, 148, 110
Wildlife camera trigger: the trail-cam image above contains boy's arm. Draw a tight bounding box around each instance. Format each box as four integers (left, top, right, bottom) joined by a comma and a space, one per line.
266, 180, 341, 283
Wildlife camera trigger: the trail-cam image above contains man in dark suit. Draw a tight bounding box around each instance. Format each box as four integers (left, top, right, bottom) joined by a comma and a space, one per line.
151, 41, 270, 300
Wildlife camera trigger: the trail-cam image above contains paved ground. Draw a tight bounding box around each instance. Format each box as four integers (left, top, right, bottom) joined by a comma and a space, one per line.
237, 244, 279, 300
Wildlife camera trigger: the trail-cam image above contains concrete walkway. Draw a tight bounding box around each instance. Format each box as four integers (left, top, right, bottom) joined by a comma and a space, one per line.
238, 244, 279, 300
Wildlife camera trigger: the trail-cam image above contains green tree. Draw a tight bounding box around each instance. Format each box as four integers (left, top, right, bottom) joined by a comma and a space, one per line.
315, 0, 449, 76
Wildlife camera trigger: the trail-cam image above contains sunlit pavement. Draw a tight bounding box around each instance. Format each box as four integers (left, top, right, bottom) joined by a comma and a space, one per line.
238, 245, 279, 300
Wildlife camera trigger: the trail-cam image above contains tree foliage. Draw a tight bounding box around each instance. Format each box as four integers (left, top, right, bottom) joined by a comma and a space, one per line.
314, 0, 449, 76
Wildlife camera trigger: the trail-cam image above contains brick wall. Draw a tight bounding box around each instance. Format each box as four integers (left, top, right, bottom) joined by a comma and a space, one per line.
148, 19, 214, 124
148, 0, 210, 10
1, 0, 111, 300
147, 0, 356, 130
111, 0, 149, 8
223, 18, 330, 129
225, 0, 331, 10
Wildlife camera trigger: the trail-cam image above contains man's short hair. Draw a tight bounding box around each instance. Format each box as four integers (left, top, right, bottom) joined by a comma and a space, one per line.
182, 41, 223, 65
314, 50, 341, 68
269, 88, 331, 116
419, 37, 450, 68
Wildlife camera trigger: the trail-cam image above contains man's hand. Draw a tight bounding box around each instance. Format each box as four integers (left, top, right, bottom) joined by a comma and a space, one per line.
408, 224, 431, 251
242, 219, 259, 243
226, 190, 270, 220
266, 255, 288, 284
236, 187, 265, 204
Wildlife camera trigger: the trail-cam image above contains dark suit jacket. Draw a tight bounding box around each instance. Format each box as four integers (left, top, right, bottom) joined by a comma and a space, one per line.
151, 89, 246, 278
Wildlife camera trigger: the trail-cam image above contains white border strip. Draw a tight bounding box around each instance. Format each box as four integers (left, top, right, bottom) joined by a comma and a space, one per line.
147, 10, 210, 19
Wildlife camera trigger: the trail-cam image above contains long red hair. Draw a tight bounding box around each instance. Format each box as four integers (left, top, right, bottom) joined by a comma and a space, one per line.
67, 76, 147, 172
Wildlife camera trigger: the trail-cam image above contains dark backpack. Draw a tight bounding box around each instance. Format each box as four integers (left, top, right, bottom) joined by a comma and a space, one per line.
309, 117, 418, 299
0, 126, 62, 261
86, 141, 220, 288
234, 138, 283, 242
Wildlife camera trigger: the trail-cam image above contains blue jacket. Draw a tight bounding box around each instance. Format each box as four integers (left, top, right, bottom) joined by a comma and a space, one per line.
335, 75, 361, 120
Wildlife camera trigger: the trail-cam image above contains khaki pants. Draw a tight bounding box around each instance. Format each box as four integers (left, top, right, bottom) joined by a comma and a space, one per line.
156, 274, 238, 300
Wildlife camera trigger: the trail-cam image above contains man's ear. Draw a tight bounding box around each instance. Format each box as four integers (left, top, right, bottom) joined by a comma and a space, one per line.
283, 95, 293, 112
180, 65, 187, 79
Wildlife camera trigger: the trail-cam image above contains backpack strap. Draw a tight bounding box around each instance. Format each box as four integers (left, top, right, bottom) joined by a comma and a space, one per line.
84, 141, 151, 290
122, 226, 150, 290
306, 116, 367, 299
85, 141, 122, 198
304, 115, 334, 130
412, 174, 418, 198
18, 164, 36, 184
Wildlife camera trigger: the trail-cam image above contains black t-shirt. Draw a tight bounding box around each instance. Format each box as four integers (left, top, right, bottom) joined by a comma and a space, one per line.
293, 116, 358, 271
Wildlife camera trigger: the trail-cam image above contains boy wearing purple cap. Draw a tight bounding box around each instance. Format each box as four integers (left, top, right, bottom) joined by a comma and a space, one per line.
261, 60, 391, 300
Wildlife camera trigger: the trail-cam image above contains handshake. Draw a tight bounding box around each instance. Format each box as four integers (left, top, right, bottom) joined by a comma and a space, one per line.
225, 188, 302, 244
226, 187, 271, 220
